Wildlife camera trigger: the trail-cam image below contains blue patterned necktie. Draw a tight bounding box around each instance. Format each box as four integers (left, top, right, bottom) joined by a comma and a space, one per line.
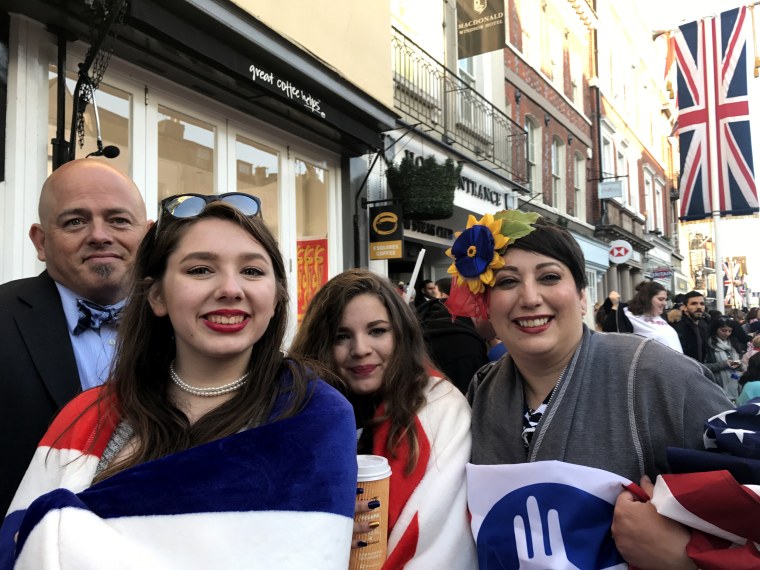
73, 299, 122, 336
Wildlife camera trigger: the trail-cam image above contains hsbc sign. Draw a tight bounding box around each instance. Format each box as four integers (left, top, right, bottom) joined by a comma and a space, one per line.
608, 240, 633, 264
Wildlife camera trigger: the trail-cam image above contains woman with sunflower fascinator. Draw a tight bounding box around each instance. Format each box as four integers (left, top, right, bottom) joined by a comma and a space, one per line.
446, 211, 732, 569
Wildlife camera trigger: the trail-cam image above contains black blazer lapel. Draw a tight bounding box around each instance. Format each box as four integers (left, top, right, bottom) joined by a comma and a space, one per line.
14, 272, 81, 408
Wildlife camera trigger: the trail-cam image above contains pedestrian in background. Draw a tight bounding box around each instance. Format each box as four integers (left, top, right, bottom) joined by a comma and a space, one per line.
601, 281, 682, 352
672, 291, 710, 361
704, 316, 747, 402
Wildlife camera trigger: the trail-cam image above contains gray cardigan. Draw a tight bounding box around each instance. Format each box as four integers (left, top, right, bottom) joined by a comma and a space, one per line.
468, 327, 732, 482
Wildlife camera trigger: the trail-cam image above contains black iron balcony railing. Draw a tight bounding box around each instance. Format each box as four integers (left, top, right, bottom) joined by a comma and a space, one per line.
391, 27, 527, 185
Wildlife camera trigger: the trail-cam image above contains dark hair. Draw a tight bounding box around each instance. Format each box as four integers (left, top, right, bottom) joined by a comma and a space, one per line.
739, 353, 760, 389
684, 290, 705, 303
435, 277, 452, 296
627, 281, 667, 316
290, 269, 431, 474
708, 317, 745, 353
507, 216, 588, 291
747, 307, 759, 321
96, 202, 311, 480
708, 309, 723, 321
709, 317, 733, 337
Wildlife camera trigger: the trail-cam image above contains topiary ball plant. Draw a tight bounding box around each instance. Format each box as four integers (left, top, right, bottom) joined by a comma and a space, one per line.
386, 154, 462, 220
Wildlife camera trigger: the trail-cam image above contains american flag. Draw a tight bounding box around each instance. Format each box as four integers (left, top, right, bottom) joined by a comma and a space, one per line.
674, 6, 759, 221
653, 400, 760, 567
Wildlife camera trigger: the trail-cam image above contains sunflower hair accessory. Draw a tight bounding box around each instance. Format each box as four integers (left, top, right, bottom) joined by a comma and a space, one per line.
444, 210, 539, 319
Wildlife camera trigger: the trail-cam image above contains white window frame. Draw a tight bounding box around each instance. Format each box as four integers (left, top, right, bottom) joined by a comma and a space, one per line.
525, 116, 542, 201
584, 269, 598, 329
551, 136, 565, 212
570, 54, 581, 105
44, 39, 341, 340
643, 166, 655, 232
573, 151, 586, 220
654, 178, 665, 233
549, 23, 564, 89
615, 147, 628, 206
601, 136, 614, 179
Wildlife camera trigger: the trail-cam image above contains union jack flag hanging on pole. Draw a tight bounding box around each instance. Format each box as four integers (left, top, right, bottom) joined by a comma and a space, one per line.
674, 6, 759, 221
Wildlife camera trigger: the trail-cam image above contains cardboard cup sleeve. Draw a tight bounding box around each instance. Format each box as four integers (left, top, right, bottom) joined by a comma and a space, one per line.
349, 455, 392, 570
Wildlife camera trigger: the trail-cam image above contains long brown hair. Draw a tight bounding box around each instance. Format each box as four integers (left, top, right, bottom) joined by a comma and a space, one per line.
289, 269, 430, 474
95, 202, 311, 481
627, 280, 666, 316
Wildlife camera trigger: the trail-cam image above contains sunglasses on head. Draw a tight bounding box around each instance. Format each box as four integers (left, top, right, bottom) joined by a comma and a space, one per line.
157, 193, 262, 231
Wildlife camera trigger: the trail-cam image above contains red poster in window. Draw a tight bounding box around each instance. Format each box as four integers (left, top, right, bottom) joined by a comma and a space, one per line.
297, 238, 328, 324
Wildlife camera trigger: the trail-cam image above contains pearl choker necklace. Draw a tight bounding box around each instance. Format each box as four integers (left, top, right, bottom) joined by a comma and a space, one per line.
169, 361, 249, 397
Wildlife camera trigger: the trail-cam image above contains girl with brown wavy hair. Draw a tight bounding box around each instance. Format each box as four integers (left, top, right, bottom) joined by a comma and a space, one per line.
290, 268, 476, 568
602, 280, 683, 352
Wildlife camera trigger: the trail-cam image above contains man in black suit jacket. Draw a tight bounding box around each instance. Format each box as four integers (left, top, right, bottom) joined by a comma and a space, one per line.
0, 159, 148, 516
672, 291, 710, 362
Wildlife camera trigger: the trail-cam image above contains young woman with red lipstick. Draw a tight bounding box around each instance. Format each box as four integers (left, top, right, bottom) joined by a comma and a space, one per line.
290, 269, 476, 569
444, 212, 732, 569
1, 198, 357, 569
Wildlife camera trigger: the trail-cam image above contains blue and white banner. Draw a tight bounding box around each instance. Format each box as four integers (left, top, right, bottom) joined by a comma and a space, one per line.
467, 461, 630, 569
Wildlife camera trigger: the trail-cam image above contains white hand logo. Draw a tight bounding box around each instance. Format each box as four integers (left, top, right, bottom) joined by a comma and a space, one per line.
513, 496, 581, 570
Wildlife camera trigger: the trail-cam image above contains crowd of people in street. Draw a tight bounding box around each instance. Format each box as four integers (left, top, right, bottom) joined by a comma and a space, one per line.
598, 283, 758, 405
0, 160, 758, 568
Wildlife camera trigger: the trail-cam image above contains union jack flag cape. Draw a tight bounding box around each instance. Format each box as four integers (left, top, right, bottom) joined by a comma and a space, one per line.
0, 378, 357, 570
674, 6, 758, 221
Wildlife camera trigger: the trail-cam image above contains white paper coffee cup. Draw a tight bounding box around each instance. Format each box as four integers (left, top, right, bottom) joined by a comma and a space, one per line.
350, 455, 392, 570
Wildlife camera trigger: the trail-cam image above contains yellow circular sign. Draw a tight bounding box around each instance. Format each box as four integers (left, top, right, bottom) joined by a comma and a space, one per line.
372, 211, 398, 236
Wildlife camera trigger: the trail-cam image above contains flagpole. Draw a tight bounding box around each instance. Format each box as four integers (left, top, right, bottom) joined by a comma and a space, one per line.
712, 215, 724, 309
705, 18, 725, 310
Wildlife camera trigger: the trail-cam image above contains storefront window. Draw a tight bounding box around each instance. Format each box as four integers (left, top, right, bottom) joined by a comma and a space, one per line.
47, 66, 131, 175
295, 159, 328, 323
236, 136, 279, 239
157, 105, 214, 200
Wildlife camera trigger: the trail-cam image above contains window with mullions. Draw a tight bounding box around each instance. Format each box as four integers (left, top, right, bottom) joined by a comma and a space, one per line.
236, 136, 280, 239
295, 159, 329, 324
616, 149, 628, 205
157, 105, 215, 201
573, 152, 585, 220
585, 269, 599, 329
551, 137, 565, 212
644, 171, 655, 231
525, 117, 541, 200
655, 179, 665, 232
47, 65, 131, 176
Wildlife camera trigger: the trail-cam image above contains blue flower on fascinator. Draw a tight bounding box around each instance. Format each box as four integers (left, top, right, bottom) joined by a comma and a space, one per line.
444, 210, 539, 318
